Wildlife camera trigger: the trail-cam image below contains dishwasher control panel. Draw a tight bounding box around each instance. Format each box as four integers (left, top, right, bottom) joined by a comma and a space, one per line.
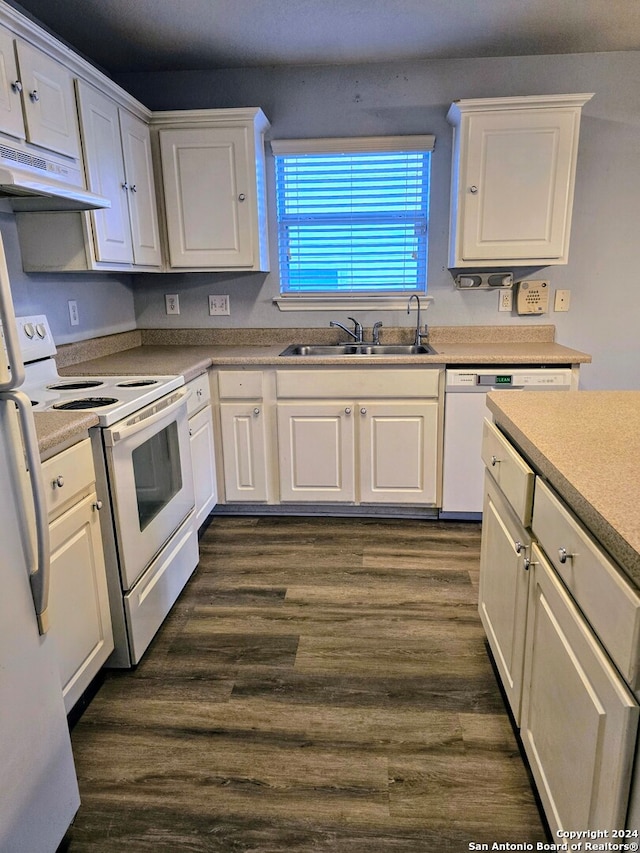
445, 369, 574, 389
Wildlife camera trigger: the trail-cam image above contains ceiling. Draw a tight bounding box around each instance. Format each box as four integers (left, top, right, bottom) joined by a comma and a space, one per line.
10, 0, 640, 75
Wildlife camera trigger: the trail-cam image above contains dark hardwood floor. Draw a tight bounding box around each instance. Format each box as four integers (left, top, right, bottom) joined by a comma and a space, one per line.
67, 515, 547, 852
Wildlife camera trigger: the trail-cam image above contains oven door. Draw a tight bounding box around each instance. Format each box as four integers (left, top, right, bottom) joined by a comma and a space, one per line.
102, 388, 195, 591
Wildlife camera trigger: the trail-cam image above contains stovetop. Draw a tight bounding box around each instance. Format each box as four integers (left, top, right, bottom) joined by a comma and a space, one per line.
13, 315, 184, 427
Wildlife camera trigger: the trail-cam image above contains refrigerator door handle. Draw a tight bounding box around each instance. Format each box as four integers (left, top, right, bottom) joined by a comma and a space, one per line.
5, 390, 51, 634
0, 237, 25, 390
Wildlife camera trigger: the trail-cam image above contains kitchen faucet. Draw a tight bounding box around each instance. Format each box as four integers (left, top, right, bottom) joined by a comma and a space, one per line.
407, 294, 427, 346
329, 317, 364, 343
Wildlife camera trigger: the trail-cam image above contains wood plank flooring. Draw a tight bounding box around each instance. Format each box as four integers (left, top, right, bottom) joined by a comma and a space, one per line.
66, 515, 547, 852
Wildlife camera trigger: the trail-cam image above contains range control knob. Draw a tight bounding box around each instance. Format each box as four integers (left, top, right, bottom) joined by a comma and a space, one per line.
36, 323, 46, 338
24, 322, 35, 338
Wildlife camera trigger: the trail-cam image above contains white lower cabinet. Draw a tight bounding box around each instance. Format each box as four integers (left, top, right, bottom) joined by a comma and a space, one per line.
479, 419, 640, 833
276, 368, 442, 505
277, 402, 356, 502
478, 472, 531, 724
219, 402, 269, 502
521, 544, 638, 833
42, 439, 113, 713
186, 373, 217, 528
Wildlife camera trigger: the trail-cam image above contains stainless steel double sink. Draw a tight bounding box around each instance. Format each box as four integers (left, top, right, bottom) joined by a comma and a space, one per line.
279, 343, 437, 357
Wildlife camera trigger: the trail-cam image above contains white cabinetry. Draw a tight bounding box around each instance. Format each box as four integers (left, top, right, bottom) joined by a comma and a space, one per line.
478, 420, 640, 834
186, 373, 217, 528
276, 368, 441, 505
152, 108, 270, 271
41, 439, 113, 713
522, 542, 637, 832
217, 370, 270, 503
447, 94, 593, 267
17, 83, 162, 272
0, 35, 81, 159
478, 471, 532, 724
76, 81, 161, 267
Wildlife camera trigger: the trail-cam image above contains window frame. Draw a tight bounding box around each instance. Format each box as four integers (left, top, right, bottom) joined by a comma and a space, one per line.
271, 136, 435, 309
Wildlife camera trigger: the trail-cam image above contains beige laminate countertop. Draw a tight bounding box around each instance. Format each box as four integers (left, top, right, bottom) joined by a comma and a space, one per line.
58, 340, 591, 380
486, 390, 640, 589
34, 411, 99, 460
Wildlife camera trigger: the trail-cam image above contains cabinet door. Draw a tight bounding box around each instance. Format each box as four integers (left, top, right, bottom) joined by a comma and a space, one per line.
48, 492, 113, 713
119, 109, 161, 266
478, 472, 531, 724
0, 29, 25, 141
189, 404, 218, 527
159, 126, 254, 268
460, 109, 579, 262
219, 402, 269, 502
15, 40, 80, 159
358, 400, 439, 504
521, 545, 638, 834
76, 81, 132, 264
277, 402, 355, 502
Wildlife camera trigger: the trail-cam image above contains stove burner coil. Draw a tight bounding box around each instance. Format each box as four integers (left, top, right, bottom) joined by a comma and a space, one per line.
47, 380, 105, 391
52, 397, 119, 410
116, 379, 159, 388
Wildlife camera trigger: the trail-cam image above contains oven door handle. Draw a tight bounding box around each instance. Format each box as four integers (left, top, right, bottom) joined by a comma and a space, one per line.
103, 388, 190, 446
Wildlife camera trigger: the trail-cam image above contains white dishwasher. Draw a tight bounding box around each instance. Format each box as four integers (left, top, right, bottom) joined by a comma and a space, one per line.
440, 367, 574, 518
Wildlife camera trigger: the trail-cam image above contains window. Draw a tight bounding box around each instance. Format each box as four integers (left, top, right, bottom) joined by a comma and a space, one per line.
272, 136, 434, 299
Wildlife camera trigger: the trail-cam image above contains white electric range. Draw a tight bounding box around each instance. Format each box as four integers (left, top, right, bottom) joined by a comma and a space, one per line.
15, 315, 198, 668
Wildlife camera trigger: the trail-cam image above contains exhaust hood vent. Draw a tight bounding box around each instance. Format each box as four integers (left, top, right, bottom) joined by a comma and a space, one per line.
0, 143, 110, 212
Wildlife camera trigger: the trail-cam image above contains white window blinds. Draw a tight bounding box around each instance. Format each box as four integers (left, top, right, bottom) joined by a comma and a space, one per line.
272, 136, 434, 296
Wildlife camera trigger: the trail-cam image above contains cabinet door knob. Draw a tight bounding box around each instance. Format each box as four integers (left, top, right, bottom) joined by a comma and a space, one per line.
491, 455, 500, 467
53, 475, 64, 489
558, 547, 576, 564
122, 182, 129, 191
29, 89, 39, 102
360, 407, 367, 415
253, 407, 260, 415
469, 185, 478, 194
11, 80, 22, 93
238, 193, 246, 202
92, 500, 103, 511
344, 407, 351, 415
130, 184, 137, 192
515, 541, 523, 554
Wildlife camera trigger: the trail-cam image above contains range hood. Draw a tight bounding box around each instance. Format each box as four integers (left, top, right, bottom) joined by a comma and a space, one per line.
0, 144, 110, 212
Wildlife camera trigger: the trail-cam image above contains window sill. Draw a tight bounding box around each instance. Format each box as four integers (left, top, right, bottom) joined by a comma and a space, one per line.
273, 295, 433, 312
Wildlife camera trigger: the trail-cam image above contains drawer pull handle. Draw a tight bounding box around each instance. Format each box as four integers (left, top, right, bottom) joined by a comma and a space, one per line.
491, 455, 500, 467
92, 500, 103, 511
523, 556, 537, 571
558, 547, 576, 564
53, 475, 64, 489
515, 541, 523, 554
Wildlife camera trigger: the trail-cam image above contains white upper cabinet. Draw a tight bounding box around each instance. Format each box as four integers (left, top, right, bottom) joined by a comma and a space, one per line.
119, 108, 162, 266
153, 108, 270, 271
14, 38, 81, 160
77, 81, 161, 267
0, 27, 25, 141
447, 94, 593, 267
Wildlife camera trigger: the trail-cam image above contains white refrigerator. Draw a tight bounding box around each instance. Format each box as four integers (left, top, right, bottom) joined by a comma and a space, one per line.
0, 233, 80, 852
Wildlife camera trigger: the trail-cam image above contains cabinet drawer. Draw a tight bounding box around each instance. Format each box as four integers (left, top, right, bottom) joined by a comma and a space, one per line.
276, 368, 440, 399
218, 370, 264, 399
533, 478, 640, 691
186, 372, 211, 416
481, 419, 535, 526
41, 438, 95, 519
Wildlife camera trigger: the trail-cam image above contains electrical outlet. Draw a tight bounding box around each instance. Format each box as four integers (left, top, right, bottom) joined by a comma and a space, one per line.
498, 290, 512, 312
554, 289, 571, 312
165, 294, 180, 315
68, 300, 79, 326
209, 295, 230, 316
